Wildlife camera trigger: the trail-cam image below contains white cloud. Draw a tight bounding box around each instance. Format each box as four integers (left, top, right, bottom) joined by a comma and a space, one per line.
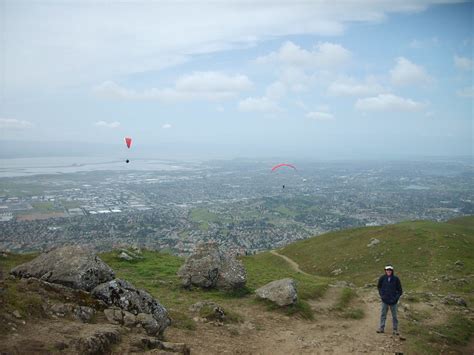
94, 120, 121, 128
4, 1, 456, 89
328, 76, 385, 96
162, 123, 172, 129
94, 71, 252, 102
295, 99, 308, 110
305, 111, 334, 120
265, 81, 287, 100
256, 41, 351, 70
0, 118, 34, 129
355, 94, 425, 112
390, 57, 433, 86
454, 55, 473, 71
238, 97, 280, 113
457, 86, 474, 98
175, 71, 252, 92
409, 37, 438, 49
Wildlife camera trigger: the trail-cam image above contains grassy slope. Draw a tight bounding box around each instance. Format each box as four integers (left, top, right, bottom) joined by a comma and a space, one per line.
1, 216, 472, 352
279, 216, 474, 296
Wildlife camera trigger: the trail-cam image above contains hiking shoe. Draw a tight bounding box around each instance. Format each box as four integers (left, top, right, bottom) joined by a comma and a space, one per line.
393, 331, 400, 336
376, 329, 384, 333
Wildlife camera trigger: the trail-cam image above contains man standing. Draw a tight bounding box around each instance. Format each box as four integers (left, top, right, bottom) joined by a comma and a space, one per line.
377, 265, 403, 335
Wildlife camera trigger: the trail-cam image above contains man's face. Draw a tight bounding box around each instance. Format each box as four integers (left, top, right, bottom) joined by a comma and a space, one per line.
385, 269, 393, 276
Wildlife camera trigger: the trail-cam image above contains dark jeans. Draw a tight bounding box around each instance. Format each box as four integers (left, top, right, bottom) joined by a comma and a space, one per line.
379, 302, 398, 331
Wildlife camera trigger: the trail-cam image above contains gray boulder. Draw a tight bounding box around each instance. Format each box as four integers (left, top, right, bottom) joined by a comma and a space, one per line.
136, 313, 160, 336
442, 294, 467, 307
367, 238, 380, 247
74, 306, 96, 323
177, 242, 247, 291
92, 279, 170, 336
255, 278, 298, 306
10, 246, 114, 292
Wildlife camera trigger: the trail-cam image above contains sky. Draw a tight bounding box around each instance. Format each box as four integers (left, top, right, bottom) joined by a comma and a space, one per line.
0, 0, 472, 160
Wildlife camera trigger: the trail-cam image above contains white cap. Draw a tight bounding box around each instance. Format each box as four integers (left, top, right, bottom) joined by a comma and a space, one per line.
384, 265, 394, 270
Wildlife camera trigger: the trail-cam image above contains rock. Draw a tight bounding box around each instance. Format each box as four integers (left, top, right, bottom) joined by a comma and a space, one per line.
50, 302, 75, 316
454, 260, 464, 267
138, 338, 190, 354
74, 306, 95, 323
104, 308, 136, 327
177, 242, 246, 291
92, 279, 169, 336
161, 341, 191, 354
73, 326, 122, 354
330, 280, 355, 288
10, 246, 115, 292
364, 283, 376, 288
189, 301, 226, 322
123, 310, 137, 327
118, 248, 143, 261
136, 313, 160, 336
12, 310, 21, 319
118, 252, 133, 261
255, 278, 297, 306
189, 301, 220, 313
442, 294, 467, 307
367, 238, 380, 248
331, 268, 343, 276
104, 308, 123, 325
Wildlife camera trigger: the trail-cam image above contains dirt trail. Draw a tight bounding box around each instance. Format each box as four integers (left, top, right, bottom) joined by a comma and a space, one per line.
165, 253, 407, 354
270, 250, 313, 277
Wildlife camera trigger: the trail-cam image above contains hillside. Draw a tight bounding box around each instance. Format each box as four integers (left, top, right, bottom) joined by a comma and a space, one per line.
278, 216, 474, 296
0, 217, 473, 354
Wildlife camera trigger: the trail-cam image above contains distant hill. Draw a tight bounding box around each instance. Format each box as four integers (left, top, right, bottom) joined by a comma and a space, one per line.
278, 216, 474, 298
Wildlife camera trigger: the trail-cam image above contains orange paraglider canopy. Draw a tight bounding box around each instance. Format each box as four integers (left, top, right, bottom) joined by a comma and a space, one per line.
125, 137, 132, 149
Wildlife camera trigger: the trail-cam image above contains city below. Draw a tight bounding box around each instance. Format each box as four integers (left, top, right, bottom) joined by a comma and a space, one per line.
0, 157, 472, 255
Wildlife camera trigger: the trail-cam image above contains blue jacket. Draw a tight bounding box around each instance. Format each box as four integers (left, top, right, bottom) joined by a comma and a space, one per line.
377, 274, 403, 305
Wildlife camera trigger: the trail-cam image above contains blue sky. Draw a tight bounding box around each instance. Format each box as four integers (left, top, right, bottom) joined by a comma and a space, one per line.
0, 1, 472, 159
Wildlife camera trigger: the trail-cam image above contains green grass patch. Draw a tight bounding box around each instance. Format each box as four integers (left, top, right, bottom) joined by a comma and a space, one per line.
257, 298, 314, 320
405, 313, 474, 354
279, 216, 474, 296
241, 252, 328, 301
334, 288, 356, 310
0, 252, 38, 275
342, 308, 364, 319
31, 201, 59, 212
1, 279, 45, 318
169, 309, 197, 331
430, 314, 474, 346
198, 304, 243, 323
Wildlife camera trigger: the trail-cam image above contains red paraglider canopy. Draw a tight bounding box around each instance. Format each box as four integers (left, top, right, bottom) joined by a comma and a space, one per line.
271, 163, 297, 171
125, 137, 132, 149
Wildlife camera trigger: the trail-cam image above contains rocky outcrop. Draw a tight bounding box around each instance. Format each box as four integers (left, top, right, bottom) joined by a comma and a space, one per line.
92, 278, 170, 336
177, 242, 247, 291
367, 238, 380, 247
442, 294, 467, 307
137, 337, 191, 354
73, 326, 122, 354
118, 248, 143, 261
10, 246, 115, 291
255, 278, 298, 306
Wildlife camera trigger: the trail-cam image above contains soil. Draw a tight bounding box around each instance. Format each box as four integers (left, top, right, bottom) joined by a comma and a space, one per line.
1, 252, 468, 354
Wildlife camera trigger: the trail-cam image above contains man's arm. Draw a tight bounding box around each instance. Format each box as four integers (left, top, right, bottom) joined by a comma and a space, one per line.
377, 276, 383, 295
397, 278, 403, 297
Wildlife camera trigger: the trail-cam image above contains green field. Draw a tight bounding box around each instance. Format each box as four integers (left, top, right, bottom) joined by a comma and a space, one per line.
278, 216, 474, 298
